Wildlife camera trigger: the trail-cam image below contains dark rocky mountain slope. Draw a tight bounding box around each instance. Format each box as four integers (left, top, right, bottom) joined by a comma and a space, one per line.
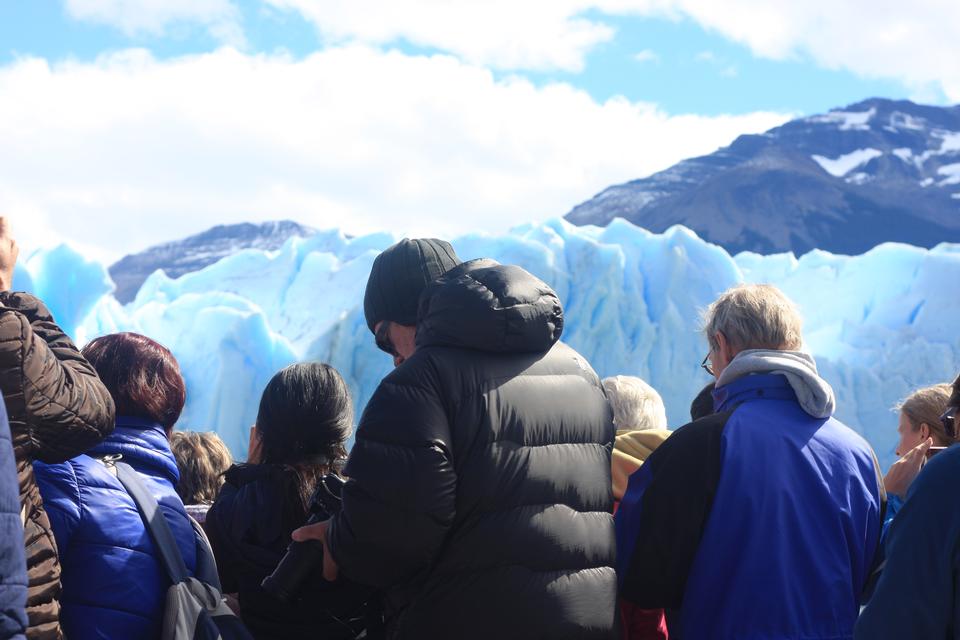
566, 98, 960, 255
109, 220, 316, 302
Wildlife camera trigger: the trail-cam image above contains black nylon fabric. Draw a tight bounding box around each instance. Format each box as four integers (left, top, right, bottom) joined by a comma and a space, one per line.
206, 464, 372, 640
329, 261, 617, 639
416, 259, 563, 354
619, 411, 730, 610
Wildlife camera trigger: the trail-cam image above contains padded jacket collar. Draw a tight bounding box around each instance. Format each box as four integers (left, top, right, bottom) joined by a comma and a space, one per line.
87, 416, 180, 485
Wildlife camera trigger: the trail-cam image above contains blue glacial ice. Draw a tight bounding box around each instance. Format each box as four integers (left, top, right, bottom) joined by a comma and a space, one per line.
15, 218, 960, 467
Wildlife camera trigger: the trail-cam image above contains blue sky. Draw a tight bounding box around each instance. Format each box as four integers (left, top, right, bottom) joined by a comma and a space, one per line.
0, 0, 956, 258
0, 1, 930, 116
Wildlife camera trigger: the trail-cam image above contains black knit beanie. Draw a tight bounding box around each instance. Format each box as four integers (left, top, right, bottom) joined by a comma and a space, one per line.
363, 238, 462, 333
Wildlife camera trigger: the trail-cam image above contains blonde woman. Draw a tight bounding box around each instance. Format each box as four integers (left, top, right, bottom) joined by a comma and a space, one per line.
170, 431, 233, 524
883, 383, 953, 509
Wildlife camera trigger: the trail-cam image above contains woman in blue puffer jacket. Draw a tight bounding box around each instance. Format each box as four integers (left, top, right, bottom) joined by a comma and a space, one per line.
34, 333, 199, 640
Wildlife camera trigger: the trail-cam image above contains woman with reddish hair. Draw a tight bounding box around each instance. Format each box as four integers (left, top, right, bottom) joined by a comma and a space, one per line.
33, 333, 202, 640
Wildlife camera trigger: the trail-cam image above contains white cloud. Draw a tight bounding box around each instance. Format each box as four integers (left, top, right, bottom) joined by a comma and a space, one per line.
65, 0, 244, 45
263, 0, 615, 72
0, 47, 787, 259
652, 0, 960, 101
633, 49, 660, 63
265, 0, 960, 99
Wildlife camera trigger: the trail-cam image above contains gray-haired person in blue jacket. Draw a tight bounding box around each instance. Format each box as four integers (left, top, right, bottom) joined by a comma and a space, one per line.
0, 399, 27, 640
856, 373, 960, 639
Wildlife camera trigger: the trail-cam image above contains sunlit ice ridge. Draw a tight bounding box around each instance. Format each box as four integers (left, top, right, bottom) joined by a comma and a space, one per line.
15, 217, 959, 469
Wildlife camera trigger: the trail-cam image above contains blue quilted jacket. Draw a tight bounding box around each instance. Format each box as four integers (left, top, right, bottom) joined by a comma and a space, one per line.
34, 417, 198, 640
0, 400, 27, 640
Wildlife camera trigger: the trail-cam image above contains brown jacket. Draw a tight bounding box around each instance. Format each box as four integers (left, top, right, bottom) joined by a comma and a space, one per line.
0, 292, 115, 640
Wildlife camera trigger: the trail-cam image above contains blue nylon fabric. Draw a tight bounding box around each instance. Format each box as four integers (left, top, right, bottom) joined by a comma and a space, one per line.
881, 493, 903, 543
614, 461, 652, 583
854, 445, 960, 638
34, 417, 198, 640
680, 374, 881, 639
0, 400, 27, 640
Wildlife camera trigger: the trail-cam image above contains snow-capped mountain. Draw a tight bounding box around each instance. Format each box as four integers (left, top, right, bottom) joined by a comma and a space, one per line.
566, 98, 960, 255
109, 220, 316, 302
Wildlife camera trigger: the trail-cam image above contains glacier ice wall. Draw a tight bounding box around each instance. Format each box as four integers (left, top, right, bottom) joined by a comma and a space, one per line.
16, 219, 960, 468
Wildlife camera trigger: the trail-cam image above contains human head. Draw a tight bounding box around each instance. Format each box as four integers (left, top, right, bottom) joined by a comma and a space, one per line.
602, 376, 668, 431
363, 238, 461, 367
169, 431, 232, 505
895, 383, 953, 456
702, 284, 804, 379
82, 332, 186, 432
255, 362, 353, 469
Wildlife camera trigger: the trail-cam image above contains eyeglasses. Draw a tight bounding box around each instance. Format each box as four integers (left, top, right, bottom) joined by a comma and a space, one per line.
701, 352, 714, 377
375, 321, 396, 357
942, 406, 958, 439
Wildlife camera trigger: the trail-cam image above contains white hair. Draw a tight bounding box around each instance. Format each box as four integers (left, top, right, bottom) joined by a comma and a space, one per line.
602, 376, 668, 431
702, 283, 804, 352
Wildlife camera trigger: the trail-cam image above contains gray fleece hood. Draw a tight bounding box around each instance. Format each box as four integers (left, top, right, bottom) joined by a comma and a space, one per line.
716, 349, 836, 419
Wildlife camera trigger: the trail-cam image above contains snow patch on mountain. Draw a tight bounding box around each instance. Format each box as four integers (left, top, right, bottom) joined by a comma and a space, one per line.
807, 107, 876, 131
939, 131, 960, 153
892, 148, 914, 162
938, 163, 960, 186
845, 172, 872, 185
812, 148, 883, 177
887, 111, 926, 131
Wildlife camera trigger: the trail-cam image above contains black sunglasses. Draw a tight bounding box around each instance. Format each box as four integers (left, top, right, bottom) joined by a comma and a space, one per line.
375, 321, 396, 357
942, 406, 958, 439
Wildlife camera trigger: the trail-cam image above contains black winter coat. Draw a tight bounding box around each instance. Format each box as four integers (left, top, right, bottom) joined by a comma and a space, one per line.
205, 464, 373, 640
328, 260, 618, 639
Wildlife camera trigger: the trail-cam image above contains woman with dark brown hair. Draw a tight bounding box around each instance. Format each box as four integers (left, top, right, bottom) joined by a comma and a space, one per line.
206, 362, 370, 640
33, 332, 201, 640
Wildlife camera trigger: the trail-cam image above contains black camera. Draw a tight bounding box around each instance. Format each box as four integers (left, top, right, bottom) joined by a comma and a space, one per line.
261, 474, 346, 602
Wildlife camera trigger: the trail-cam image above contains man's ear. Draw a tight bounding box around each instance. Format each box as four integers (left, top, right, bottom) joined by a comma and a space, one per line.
919, 423, 931, 441
716, 331, 734, 362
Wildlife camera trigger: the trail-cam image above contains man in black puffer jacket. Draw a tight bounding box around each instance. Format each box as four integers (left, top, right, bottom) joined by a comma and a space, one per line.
295, 239, 618, 639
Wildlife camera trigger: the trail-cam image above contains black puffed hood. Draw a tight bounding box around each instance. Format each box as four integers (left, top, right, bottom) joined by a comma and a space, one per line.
415, 259, 563, 354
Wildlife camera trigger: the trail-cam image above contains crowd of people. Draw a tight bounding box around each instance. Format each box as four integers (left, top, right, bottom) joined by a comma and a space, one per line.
0, 219, 958, 640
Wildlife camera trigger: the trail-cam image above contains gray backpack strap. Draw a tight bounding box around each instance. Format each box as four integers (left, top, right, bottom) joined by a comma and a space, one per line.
189, 515, 222, 592
115, 461, 189, 584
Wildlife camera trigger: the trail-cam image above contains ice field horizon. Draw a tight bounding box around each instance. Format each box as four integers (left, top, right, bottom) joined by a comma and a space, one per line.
17, 217, 959, 470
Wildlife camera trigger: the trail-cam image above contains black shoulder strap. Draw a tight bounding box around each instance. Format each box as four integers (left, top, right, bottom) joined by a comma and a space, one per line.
115, 461, 189, 584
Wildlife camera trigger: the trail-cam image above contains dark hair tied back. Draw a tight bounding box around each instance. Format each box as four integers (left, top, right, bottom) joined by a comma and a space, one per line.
256, 362, 353, 470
